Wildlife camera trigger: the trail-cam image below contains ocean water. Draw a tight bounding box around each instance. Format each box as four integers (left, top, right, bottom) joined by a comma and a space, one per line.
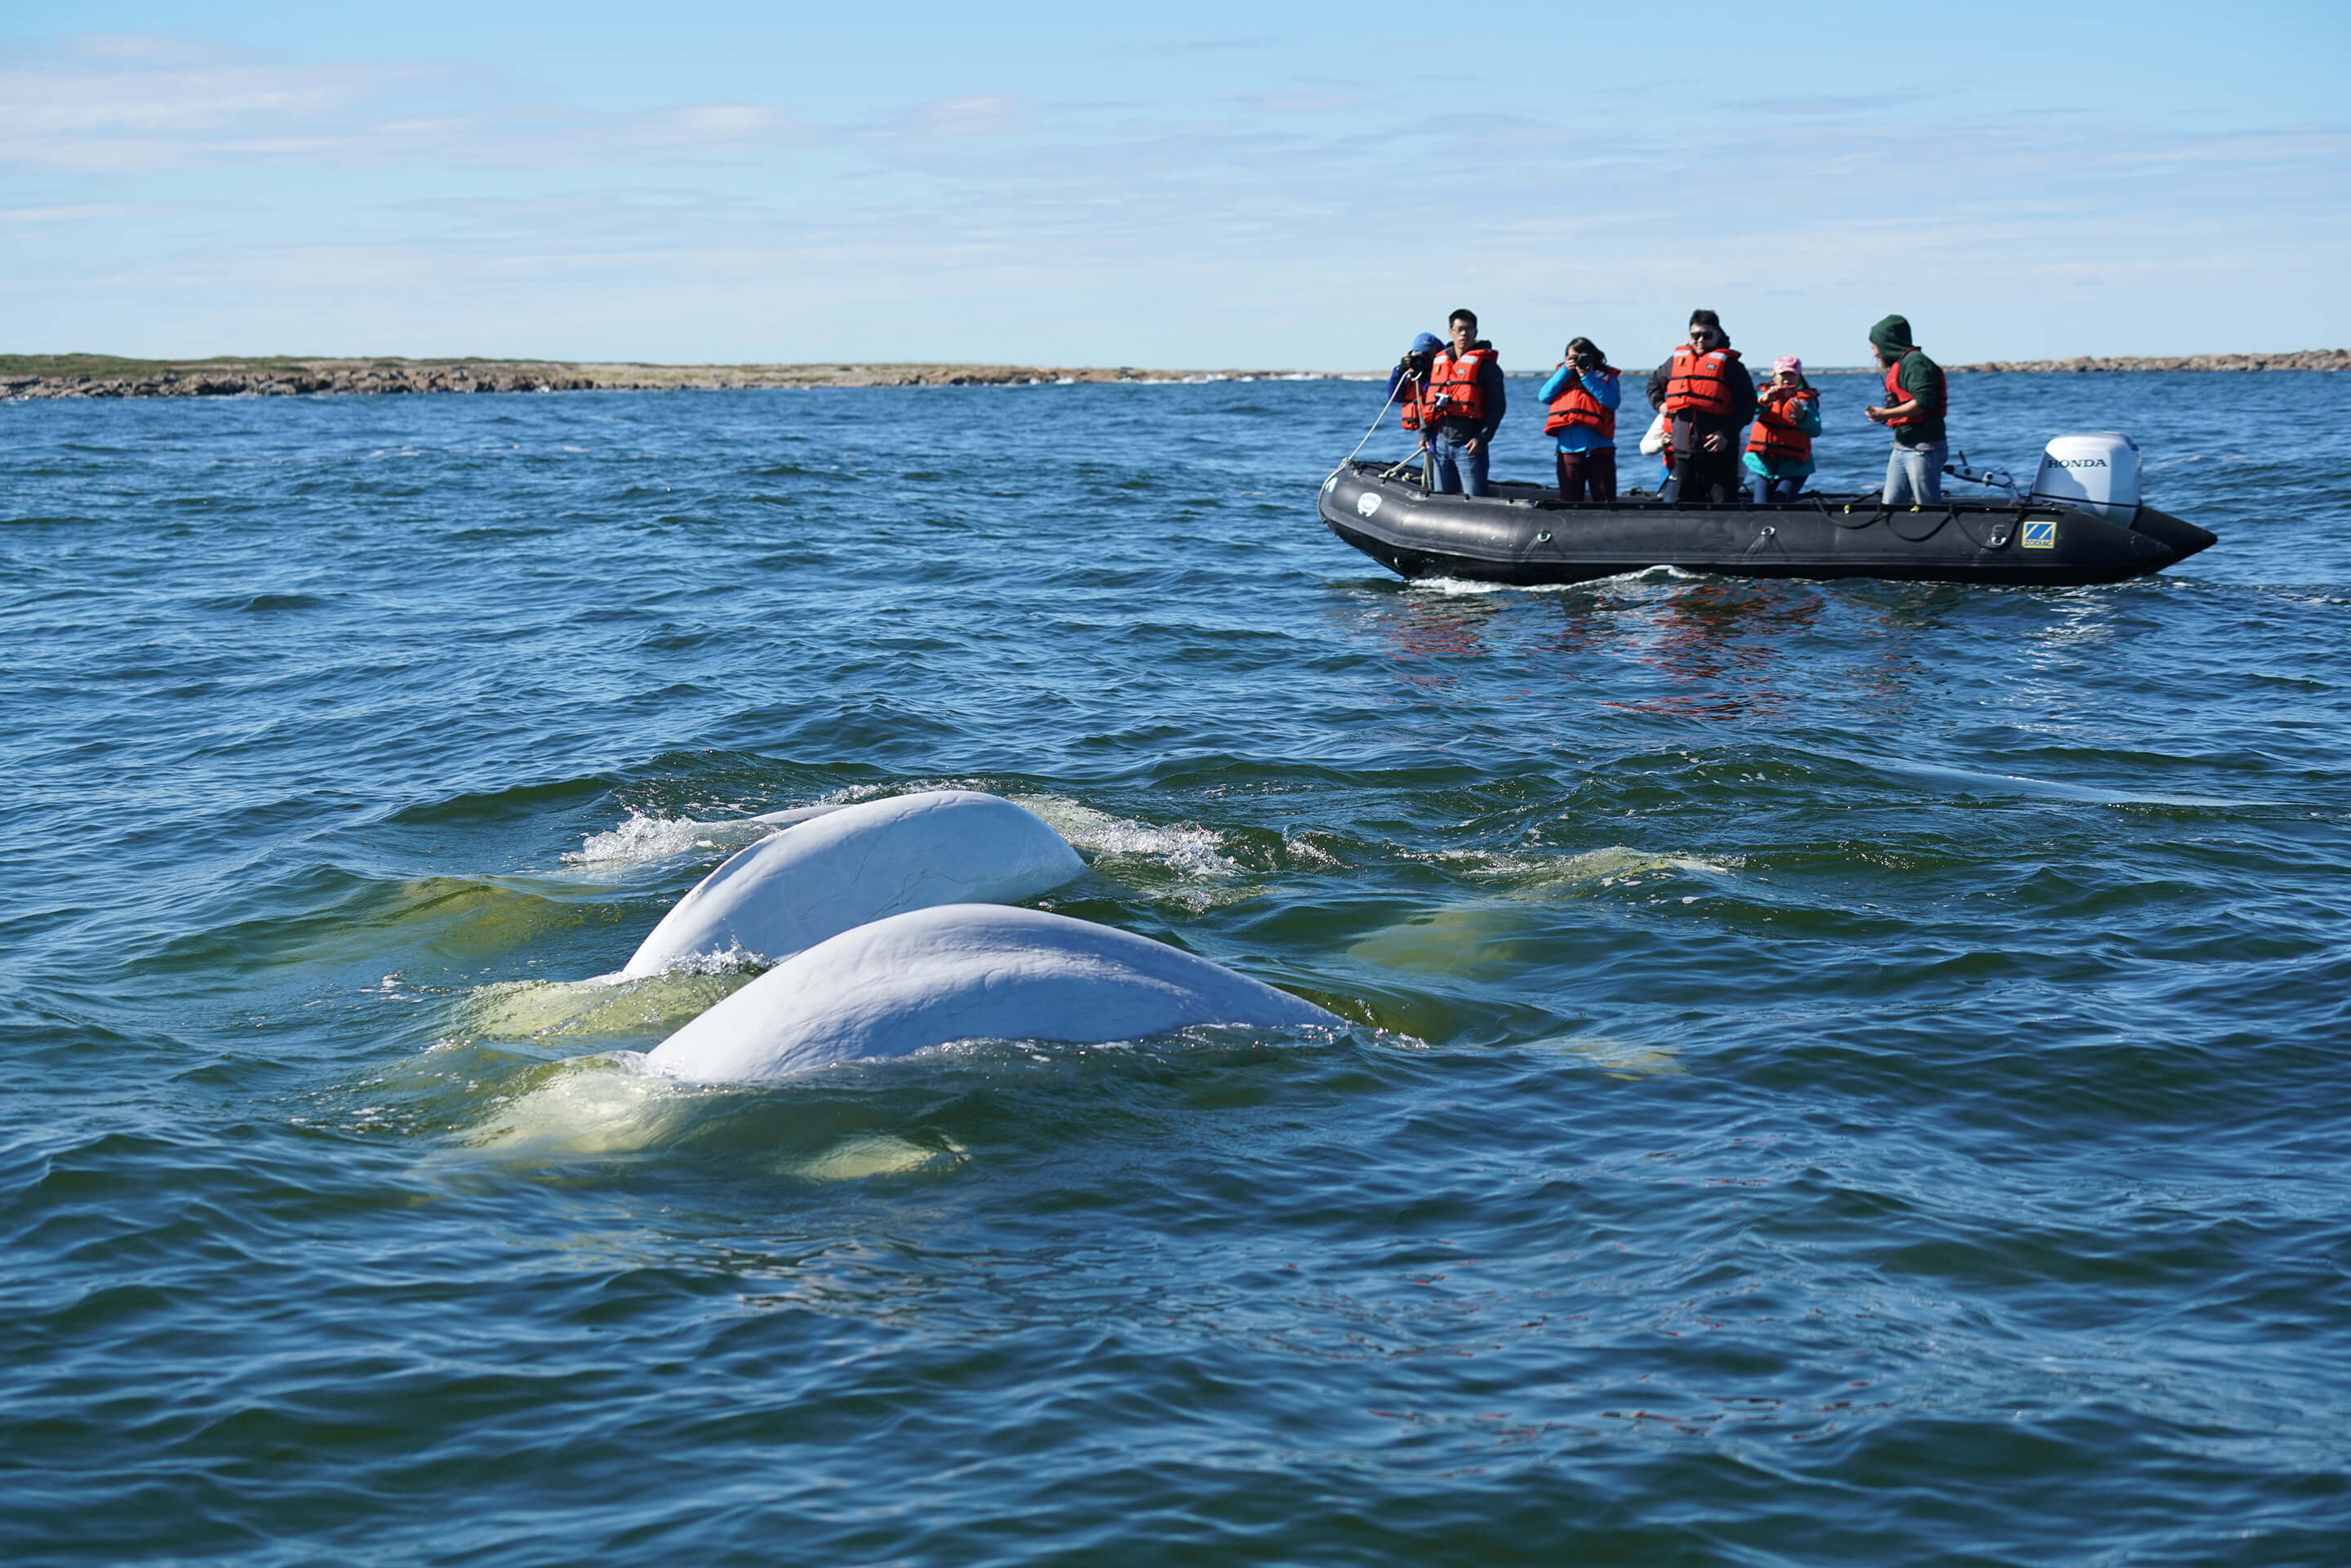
5, 371, 2349, 1565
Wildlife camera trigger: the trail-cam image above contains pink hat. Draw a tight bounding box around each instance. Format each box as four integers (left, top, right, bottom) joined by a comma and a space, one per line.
1773, 355, 1802, 375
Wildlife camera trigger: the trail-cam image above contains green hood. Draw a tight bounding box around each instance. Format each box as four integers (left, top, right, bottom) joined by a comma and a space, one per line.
1869, 314, 1915, 355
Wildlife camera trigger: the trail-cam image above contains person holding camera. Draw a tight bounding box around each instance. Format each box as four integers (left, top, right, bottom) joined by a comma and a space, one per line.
1647, 309, 1758, 504
1385, 331, 1444, 438
1743, 355, 1820, 503
1420, 308, 1507, 497
1536, 337, 1621, 503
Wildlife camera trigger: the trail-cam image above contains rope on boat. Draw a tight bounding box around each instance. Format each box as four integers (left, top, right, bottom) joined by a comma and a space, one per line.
1326, 373, 1410, 488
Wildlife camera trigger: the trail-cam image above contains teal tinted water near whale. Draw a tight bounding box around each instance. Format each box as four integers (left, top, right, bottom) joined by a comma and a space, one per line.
6, 372, 2350, 1563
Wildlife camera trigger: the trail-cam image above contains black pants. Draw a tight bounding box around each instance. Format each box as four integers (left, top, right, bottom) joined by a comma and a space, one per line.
1555, 447, 1617, 504
1669, 443, 1742, 504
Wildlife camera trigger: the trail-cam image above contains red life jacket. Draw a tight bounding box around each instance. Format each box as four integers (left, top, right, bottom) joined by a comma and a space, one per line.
1882, 352, 1945, 428
1398, 375, 1431, 431
1664, 344, 1742, 417
1544, 366, 1618, 439
1424, 345, 1495, 425
1746, 386, 1816, 464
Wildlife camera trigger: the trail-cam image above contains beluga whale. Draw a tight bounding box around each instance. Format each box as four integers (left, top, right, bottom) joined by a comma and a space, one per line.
619, 791, 1085, 979
644, 904, 1340, 1082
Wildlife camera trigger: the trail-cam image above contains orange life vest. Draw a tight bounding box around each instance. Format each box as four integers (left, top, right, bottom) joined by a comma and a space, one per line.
1746, 386, 1816, 464
1398, 375, 1432, 431
1882, 352, 1945, 429
1424, 345, 1495, 425
1543, 366, 1618, 439
1664, 344, 1742, 418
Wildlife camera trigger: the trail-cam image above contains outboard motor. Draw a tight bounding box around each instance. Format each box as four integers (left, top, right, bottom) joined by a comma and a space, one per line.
2029, 433, 2140, 522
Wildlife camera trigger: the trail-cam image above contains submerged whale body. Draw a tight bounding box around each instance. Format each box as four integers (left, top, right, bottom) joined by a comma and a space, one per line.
620, 791, 1083, 978
644, 904, 1340, 1082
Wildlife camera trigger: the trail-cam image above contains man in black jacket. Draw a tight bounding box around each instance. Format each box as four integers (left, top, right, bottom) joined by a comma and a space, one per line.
1647, 309, 1758, 504
1423, 308, 1508, 495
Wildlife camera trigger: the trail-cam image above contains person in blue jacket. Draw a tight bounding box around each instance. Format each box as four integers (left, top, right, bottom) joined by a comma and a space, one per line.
1385, 331, 1442, 435
1535, 337, 1623, 502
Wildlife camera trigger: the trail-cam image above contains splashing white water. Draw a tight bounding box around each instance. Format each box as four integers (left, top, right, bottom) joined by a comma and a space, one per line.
1403, 565, 1709, 598
561, 798, 854, 873
562, 809, 771, 869
1011, 795, 1241, 880
1442, 843, 1733, 891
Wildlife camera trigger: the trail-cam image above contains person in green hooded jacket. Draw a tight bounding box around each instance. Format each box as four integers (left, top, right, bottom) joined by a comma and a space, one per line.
1864, 314, 1947, 505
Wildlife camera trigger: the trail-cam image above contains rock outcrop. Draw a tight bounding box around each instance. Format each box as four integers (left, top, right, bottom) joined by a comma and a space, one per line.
11, 349, 2340, 401
0, 358, 1332, 399
1953, 349, 2349, 374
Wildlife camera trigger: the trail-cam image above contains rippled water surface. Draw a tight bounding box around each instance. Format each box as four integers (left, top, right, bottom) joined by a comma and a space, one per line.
7, 372, 2350, 1564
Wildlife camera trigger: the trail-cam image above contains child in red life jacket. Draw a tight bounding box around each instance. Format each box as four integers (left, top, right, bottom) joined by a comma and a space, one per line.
1743, 356, 1821, 503
1535, 337, 1622, 503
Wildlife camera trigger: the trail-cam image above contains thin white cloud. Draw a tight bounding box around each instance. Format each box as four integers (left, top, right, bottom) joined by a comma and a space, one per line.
633, 104, 790, 146
0, 33, 813, 173
896, 96, 1024, 140
0, 35, 415, 149
0, 203, 153, 222
1242, 91, 1363, 113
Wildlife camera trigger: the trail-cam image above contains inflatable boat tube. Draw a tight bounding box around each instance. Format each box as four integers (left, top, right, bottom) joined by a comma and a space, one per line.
620, 791, 1083, 978
1319, 461, 2215, 587
644, 904, 1340, 1082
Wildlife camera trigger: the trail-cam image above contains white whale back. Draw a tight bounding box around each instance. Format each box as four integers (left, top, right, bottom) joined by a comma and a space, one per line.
619, 791, 1083, 979
644, 904, 1339, 1082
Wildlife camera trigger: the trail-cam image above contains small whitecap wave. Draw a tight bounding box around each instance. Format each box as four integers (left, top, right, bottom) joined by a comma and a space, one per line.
1444, 844, 1733, 890
1011, 795, 1242, 880
561, 808, 780, 869
1285, 835, 1342, 868
562, 797, 851, 873
1404, 565, 1699, 597
1405, 575, 1511, 597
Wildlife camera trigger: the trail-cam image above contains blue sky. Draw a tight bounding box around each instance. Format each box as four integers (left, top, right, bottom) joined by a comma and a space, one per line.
3, 1, 2345, 366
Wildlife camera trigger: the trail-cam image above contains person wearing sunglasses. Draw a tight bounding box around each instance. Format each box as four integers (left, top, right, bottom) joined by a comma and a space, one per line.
1647, 309, 1758, 504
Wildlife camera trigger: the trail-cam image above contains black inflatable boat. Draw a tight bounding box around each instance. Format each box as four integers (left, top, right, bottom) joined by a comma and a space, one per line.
1318, 461, 2215, 587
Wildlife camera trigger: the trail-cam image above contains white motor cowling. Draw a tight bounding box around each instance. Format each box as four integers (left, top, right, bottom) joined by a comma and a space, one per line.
2029, 433, 2140, 522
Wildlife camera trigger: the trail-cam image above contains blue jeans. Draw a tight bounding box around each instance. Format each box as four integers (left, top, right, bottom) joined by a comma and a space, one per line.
1428, 436, 1491, 497
1884, 441, 1946, 505
1750, 472, 1804, 504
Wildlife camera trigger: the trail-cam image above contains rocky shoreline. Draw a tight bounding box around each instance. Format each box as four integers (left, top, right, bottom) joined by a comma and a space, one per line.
0, 356, 1343, 400
6, 348, 2346, 400
1951, 349, 2349, 374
